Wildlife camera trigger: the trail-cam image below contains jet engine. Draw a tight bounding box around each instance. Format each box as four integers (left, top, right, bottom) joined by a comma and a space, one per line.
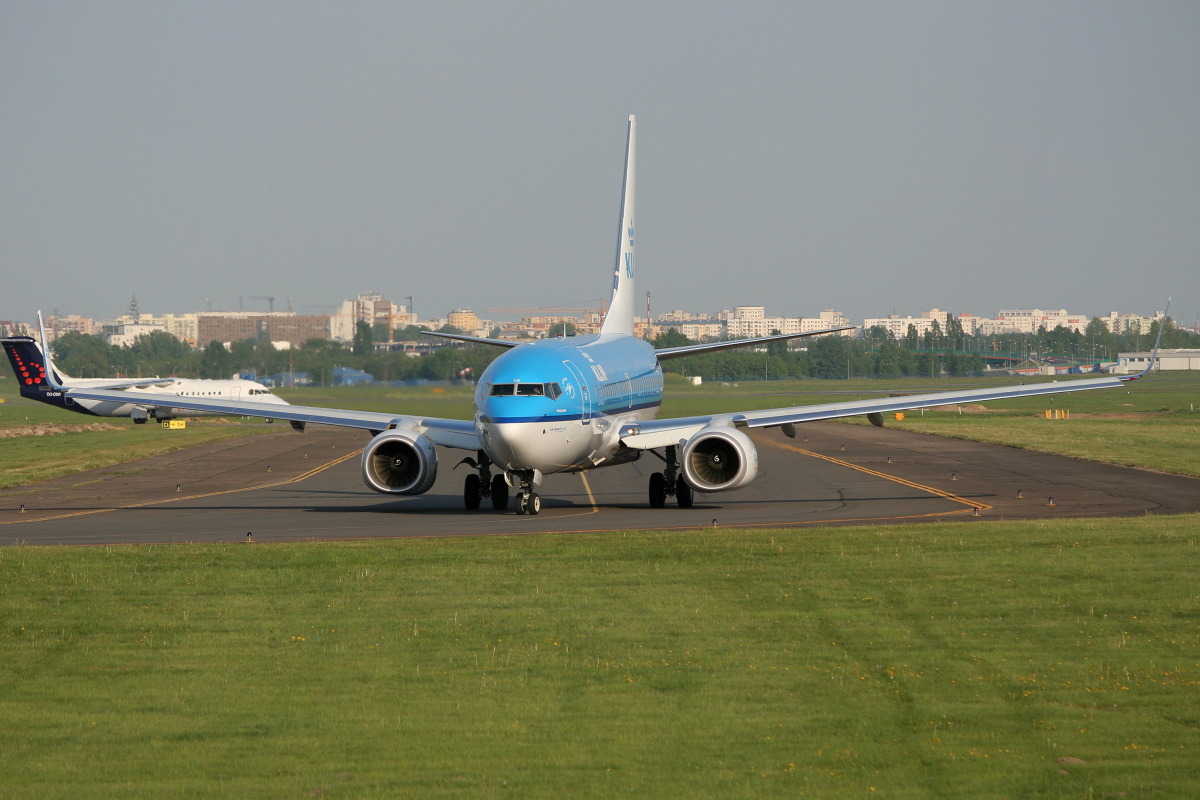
681, 426, 758, 493
361, 430, 438, 495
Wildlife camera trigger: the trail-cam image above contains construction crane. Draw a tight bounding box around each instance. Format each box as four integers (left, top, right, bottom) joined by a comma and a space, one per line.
251, 296, 277, 312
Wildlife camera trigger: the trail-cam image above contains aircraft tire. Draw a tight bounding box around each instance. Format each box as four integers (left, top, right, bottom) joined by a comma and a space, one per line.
675, 476, 694, 509
649, 473, 667, 508
464, 474, 481, 510
515, 492, 528, 515
528, 493, 542, 515
491, 475, 509, 511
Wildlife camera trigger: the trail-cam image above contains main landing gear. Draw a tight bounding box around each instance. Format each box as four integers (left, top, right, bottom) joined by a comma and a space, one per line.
648, 445, 693, 509
458, 452, 510, 511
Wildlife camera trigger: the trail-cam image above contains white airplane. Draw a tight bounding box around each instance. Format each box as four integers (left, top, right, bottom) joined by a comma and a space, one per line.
2, 335, 292, 426
48, 116, 1165, 514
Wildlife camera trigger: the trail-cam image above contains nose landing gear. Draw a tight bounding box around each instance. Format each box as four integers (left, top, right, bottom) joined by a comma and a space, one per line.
511, 469, 541, 516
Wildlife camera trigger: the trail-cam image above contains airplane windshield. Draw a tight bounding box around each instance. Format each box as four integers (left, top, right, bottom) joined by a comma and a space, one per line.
490, 382, 561, 399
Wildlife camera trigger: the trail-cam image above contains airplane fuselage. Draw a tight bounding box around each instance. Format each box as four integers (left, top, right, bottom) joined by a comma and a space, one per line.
475, 334, 664, 475
25, 377, 286, 420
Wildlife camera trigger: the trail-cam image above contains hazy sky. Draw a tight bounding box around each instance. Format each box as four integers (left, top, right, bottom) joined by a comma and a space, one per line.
2, 2, 1197, 328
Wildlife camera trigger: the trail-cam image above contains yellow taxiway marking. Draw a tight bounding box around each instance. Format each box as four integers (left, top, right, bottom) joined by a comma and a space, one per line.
1, 449, 363, 527
578, 472, 600, 513
763, 438, 992, 512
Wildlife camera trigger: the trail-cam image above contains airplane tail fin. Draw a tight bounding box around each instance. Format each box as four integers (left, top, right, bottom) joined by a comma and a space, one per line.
1, 337, 55, 398
599, 115, 637, 337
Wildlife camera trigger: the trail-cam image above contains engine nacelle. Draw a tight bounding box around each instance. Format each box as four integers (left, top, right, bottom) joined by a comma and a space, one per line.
681, 426, 758, 493
361, 430, 438, 495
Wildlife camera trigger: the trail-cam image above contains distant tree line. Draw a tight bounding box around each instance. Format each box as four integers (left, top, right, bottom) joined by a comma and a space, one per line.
655, 316, 1199, 381
6, 315, 1195, 387
29, 324, 502, 387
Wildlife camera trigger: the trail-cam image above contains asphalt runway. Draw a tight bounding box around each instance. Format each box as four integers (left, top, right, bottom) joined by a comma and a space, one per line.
2, 422, 1198, 545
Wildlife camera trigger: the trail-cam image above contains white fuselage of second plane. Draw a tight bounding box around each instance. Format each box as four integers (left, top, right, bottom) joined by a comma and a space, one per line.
58, 377, 288, 419
474, 333, 663, 475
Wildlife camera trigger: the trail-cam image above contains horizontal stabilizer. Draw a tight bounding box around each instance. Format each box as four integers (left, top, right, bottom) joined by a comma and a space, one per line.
420, 331, 521, 349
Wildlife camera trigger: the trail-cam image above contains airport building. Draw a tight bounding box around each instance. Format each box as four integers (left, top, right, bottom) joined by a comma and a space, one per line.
104, 313, 199, 347
197, 312, 330, 348
44, 314, 100, 341
329, 291, 416, 342
861, 309, 952, 339
1116, 349, 1200, 373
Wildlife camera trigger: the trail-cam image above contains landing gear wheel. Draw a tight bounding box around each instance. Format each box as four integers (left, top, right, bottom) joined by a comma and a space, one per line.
528, 493, 541, 515
491, 474, 509, 511
515, 492, 528, 515
464, 473, 481, 510
649, 473, 667, 508
675, 476, 694, 508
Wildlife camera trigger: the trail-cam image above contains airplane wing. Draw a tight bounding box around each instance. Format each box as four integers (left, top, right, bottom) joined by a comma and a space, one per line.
48, 386, 482, 450
78, 377, 178, 390
654, 328, 855, 360
624, 302, 1166, 448
618, 374, 1125, 449
625, 298, 1171, 449
25, 311, 470, 452
420, 331, 522, 349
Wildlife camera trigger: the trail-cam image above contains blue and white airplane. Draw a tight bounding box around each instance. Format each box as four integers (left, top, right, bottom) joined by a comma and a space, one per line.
46, 116, 1164, 515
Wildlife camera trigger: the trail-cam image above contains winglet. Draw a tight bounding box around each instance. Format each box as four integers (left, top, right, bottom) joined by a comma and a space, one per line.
599, 115, 636, 337
1121, 297, 1170, 382
36, 311, 67, 390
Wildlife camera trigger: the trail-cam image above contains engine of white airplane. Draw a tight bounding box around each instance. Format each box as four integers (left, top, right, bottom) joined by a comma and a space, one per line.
681, 426, 758, 493
361, 431, 439, 495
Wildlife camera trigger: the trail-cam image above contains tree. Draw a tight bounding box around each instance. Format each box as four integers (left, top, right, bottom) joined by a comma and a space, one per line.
806, 335, 849, 378
767, 329, 788, 359
653, 329, 692, 349
52, 331, 113, 378
352, 321, 373, 356
905, 323, 920, 351
199, 341, 232, 379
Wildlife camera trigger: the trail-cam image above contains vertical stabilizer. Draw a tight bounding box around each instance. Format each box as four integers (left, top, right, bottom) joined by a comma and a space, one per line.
600, 115, 636, 337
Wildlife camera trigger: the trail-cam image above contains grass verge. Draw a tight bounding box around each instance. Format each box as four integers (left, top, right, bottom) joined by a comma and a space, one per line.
0, 384, 284, 489
889, 415, 1200, 477
2, 515, 1198, 798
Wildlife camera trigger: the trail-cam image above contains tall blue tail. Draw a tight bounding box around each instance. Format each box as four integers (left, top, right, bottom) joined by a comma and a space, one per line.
599, 115, 637, 337
1, 337, 55, 398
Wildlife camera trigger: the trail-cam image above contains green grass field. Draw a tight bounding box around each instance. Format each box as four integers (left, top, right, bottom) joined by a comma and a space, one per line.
0, 380, 282, 489
2, 515, 1198, 798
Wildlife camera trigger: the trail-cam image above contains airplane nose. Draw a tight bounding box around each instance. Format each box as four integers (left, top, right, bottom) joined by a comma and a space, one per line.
488, 421, 559, 470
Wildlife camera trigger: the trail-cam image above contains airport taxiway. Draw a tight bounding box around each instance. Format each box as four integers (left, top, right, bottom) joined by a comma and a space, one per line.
2, 422, 1198, 545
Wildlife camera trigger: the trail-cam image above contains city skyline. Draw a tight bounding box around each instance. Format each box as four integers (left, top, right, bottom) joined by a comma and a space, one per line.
2, 4, 1197, 327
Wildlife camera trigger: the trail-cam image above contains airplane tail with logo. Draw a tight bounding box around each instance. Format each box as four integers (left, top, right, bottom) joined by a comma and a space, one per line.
1, 336, 58, 398
599, 115, 637, 337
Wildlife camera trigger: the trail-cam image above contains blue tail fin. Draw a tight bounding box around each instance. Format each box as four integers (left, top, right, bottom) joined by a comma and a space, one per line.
1, 337, 54, 398
599, 115, 637, 337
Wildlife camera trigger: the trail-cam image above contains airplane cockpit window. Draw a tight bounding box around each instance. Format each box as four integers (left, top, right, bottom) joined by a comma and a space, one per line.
490, 382, 560, 398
